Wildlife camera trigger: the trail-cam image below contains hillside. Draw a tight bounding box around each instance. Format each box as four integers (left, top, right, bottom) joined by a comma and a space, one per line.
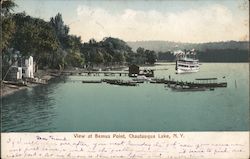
127, 41, 249, 52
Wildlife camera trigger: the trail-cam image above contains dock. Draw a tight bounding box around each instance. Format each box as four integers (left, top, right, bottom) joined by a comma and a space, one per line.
62, 70, 129, 76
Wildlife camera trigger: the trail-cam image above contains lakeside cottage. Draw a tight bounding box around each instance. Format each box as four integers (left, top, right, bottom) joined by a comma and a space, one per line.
8, 55, 35, 81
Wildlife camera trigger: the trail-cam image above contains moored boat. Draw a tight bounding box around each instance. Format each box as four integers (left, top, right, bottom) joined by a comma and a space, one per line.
82, 80, 102, 83
102, 79, 138, 86
165, 77, 227, 91
132, 75, 151, 83
175, 49, 199, 74
170, 85, 207, 92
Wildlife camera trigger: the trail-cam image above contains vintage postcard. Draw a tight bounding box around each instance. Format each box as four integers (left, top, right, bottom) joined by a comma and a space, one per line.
1, 0, 249, 158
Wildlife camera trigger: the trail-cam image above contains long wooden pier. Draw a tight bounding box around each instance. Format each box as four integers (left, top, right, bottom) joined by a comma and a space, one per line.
61, 70, 129, 76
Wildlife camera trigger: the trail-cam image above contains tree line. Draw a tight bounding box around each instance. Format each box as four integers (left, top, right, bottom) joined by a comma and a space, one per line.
157, 49, 248, 62
127, 40, 249, 52
81, 39, 157, 67
1, 0, 157, 80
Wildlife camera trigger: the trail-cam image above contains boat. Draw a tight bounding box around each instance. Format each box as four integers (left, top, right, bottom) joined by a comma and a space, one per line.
102, 79, 138, 86
165, 77, 227, 91
139, 69, 154, 77
117, 81, 138, 86
149, 78, 167, 84
132, 75, 151, 83
192, 78, 227, 87
102, 79, 120, 84
82, 80, 102, 83
175, 49, 199, 74
170, 85, 207, 92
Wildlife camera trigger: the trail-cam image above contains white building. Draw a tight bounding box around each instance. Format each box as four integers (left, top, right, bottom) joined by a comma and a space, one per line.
23, 56, 34, 78
9, 55, 35, 80
9, 66, 22, 80
17, 67, 22, 79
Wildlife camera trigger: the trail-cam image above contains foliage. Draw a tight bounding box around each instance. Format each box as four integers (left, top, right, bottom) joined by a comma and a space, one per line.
49, 13, 84, 69
50, 13, 70, 49
81, 37, 133, 66
65, 52, 84, 67
196, 49, 249, 62
10, 13, 59, 68
127, 40, 249, 53
157, 49, 248, 62
2, 0, 162, 76
1, 0, 17, 16
158, 51, 175, 61
1, 16, 16, 52
1, 0, 16, 52
145, 50, 157, 64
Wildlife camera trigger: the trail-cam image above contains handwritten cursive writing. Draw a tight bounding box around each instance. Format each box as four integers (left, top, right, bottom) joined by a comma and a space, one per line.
1, 132, 248, 159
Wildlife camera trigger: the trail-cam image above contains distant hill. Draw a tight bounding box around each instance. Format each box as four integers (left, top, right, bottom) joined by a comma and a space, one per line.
127, 41, 249, 52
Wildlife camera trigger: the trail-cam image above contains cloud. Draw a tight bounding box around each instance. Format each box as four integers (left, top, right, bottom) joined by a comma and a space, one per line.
71, 4, 249, 43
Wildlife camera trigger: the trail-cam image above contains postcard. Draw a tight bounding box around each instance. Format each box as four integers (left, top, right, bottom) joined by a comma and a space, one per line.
1, 0, 249, 158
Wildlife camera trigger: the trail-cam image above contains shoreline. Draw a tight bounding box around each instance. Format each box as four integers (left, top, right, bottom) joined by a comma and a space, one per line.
0, 71, 56, 98
1, 82, 44, 98
0, 84, 28, 97
0, 66, 125, 98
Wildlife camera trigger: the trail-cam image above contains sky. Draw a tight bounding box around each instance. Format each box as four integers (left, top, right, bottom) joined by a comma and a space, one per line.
15, 0, 249, 43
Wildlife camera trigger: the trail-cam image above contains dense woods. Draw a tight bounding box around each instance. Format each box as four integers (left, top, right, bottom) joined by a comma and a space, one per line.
157, 49, 249, 62
127, 41, 249, 52
196, 49, 249, 62
1, 0, 157, 80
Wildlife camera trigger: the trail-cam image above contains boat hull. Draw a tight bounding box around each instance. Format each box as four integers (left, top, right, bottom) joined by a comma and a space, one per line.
176, 68, 199, 74
175, 56, 199, 74
171, 87, 206, 92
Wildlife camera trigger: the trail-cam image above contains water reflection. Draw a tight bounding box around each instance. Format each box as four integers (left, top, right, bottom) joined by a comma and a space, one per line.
2, 78, 64, 132
1, 64, 249, 132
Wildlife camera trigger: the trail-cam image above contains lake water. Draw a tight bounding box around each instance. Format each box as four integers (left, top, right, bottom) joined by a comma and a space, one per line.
2, 63, 249, 132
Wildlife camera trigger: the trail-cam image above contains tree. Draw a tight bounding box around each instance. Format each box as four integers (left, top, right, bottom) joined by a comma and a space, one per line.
136, 47, 146, 64
50, 13, 85, 68
136, 47, 145, 55
11, 13, 59, 68
113, 52, 125, 64
67, 35, 81, 53
89, 38, 97, 45
50, 13, 69, 37
1, 0, 17, 81
145, 50, 157, 64
65, 52, 84, 68
1, 16, 15, 52
103, 52, 113, 65
80, 37, 134, 66
1, 0, 17, 16
102, 37, 133, 53
158, 51, 175, 61
62, 35, 84, 68
125, 52, 136, 64
1, 0, 16, 52
94, 51, 104, 64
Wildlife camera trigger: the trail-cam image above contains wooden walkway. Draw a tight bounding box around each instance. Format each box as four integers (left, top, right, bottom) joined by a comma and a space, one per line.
61, 70, 129, 76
